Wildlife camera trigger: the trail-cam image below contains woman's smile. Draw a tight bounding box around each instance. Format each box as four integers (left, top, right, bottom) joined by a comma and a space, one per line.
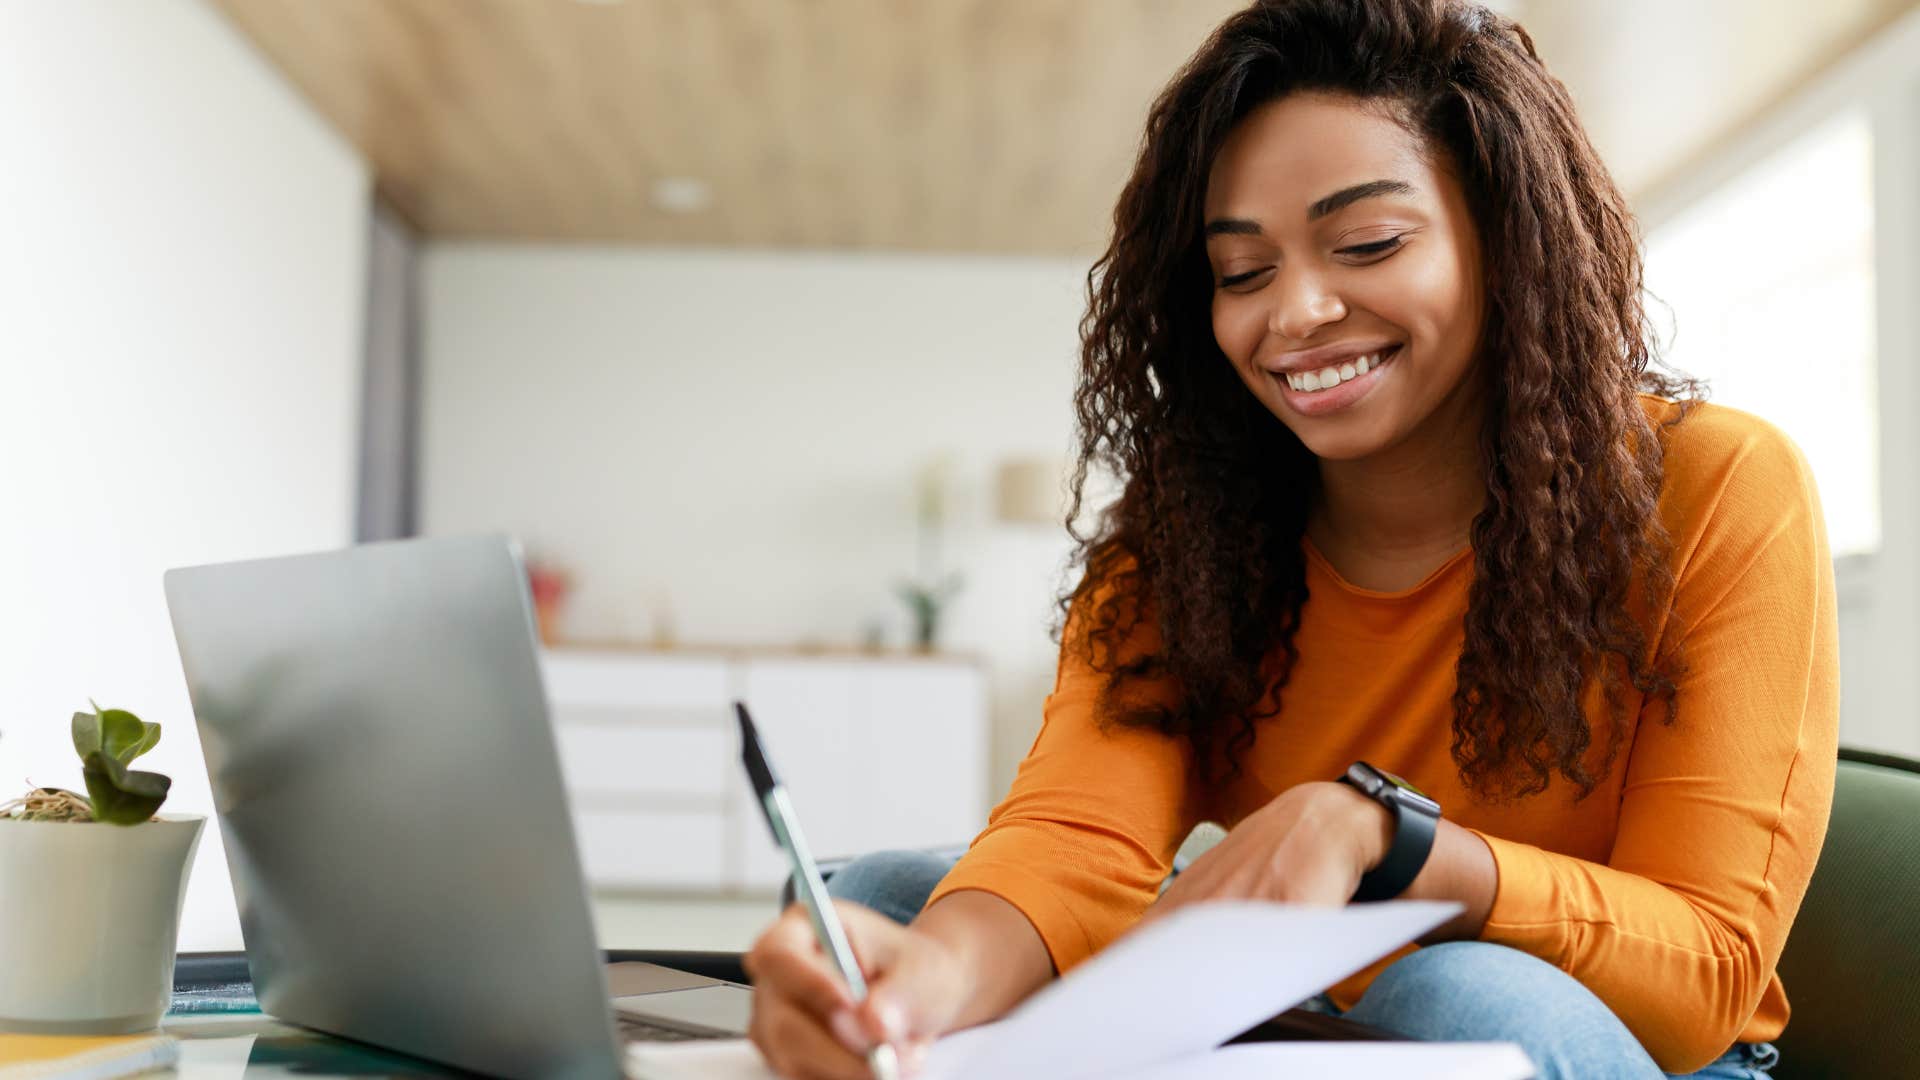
1273, 343, 1401, 416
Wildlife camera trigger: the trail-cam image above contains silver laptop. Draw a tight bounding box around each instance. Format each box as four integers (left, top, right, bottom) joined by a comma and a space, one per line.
164, 534, 753, 1079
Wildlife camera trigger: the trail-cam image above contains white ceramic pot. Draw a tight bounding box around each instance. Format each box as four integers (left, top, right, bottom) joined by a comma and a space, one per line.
0, 814, 203, 1034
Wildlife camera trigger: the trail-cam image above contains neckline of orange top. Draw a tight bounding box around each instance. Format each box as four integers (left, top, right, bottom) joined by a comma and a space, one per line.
1301, 536, 1475, 602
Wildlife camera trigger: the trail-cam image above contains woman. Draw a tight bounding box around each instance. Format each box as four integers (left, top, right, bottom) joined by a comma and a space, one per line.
745, 2, 1836, 1077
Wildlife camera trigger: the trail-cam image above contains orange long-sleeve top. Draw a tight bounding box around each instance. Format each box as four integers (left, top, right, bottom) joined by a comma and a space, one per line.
926, 399, 1838, 1074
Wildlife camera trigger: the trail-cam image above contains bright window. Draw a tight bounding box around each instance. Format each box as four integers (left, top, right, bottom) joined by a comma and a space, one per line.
1643, 109, 1878, 557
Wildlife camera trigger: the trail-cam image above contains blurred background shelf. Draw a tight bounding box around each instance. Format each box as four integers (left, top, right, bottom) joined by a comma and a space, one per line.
542, 646, 988, 894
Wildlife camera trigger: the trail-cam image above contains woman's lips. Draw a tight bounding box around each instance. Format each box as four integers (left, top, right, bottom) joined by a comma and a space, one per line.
1276, 344, 1400, 417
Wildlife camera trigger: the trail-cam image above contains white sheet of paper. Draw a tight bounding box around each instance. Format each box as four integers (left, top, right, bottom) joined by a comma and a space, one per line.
1116, 1041, 1536, 1080
629, 899, 1463, 1080
933, 899, 1459, 1079
624, 1038, 1536, 1080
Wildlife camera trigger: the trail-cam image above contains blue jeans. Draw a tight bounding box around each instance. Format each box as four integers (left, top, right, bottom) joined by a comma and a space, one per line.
823, 850, 1779, 1080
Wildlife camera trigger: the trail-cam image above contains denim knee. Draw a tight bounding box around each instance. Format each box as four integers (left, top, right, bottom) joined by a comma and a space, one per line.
1344, 941, 1664, 1080
822, 850, 958, 926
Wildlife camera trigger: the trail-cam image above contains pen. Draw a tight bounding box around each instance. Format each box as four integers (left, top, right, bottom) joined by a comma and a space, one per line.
737, 702, 902, 1080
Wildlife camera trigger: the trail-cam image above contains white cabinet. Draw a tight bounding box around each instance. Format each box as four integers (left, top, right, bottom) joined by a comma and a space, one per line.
856, 664, 988, 853
541, 647, 988, 894
573, 809, 730, 889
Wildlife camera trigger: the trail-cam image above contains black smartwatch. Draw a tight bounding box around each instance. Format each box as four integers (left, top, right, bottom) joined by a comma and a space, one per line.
1338, 761, 1441, 902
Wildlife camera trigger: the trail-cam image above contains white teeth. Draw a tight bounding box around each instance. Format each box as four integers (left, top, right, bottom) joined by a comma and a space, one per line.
1285, 349, 1392, 393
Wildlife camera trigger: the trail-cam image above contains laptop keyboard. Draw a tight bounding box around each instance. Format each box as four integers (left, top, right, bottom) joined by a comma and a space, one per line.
616, 1013, 728, 1043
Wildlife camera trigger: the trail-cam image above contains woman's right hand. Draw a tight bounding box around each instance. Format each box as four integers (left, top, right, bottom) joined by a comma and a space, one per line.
742, 900, 971, 1079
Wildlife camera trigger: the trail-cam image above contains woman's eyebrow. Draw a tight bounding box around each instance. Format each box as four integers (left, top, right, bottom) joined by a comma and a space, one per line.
1308, 178, 1415, 221
1204, 178, 1417, 237
1204, 217, 1264, 238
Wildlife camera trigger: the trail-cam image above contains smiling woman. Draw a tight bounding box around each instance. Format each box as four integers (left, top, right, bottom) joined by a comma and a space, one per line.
743, 3, 1838, 1079
1204, 98, 1486, 453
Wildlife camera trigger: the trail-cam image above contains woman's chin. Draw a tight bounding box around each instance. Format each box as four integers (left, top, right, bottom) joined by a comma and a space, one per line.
1283, 415, 1400, 463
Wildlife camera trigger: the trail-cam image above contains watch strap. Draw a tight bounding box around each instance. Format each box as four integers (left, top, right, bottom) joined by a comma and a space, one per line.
1340, 768, 1440, 902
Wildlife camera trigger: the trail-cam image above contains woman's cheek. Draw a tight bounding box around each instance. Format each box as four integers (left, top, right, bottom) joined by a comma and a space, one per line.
1371, 248, 1469, 340
1213, 296, 1265, 371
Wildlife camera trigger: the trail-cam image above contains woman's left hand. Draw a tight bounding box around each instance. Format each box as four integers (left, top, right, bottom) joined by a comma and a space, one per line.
1147, 781, 1394, 918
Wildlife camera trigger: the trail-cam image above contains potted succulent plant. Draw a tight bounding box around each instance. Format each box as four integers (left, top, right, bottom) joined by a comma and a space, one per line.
0, 705, 203, 1034
896, 455, 965, 652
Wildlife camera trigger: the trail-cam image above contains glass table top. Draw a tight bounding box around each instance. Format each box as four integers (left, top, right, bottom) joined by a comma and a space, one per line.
157, 1013, 470, 1078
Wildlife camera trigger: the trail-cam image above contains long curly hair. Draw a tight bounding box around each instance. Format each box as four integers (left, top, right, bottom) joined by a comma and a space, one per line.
1065, 0, 1700, 800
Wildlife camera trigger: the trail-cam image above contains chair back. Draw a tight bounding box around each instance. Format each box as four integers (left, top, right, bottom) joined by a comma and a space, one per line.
1771, 748, 1920, 1078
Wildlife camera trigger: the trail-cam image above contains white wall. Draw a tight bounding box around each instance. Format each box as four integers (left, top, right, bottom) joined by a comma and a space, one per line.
1639, 7, 1920, 757
1861, 55, 1920, 757
0, 0, 369, 949
419, 247, 1089, 798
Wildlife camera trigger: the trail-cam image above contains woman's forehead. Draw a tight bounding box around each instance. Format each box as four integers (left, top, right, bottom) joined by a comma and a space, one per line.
1205, 93, 1435, 217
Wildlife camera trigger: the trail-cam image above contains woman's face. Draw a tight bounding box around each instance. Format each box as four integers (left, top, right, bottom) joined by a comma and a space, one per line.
1204, 92, 1486, 463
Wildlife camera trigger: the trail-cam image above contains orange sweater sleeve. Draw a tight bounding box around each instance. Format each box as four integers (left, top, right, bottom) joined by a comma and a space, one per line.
1473, 417, 1840, 1073
924, 576, 1201, 974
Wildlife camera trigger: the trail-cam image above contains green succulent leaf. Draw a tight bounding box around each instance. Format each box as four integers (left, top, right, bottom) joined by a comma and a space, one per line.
98, 708, 160, 764
82, 749, 170, 825
72, 710, 103, 758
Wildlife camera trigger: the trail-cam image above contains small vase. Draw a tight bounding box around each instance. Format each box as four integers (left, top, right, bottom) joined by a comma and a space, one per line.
0, 814, 203, 1033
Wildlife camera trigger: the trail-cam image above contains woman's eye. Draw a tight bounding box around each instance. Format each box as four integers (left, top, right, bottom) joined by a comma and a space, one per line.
1217, 267, 1271, 290
1336, 235, 1405, 260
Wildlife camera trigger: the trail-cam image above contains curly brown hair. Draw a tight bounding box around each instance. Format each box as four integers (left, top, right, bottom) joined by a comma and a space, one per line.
1065, 0, 1700, 800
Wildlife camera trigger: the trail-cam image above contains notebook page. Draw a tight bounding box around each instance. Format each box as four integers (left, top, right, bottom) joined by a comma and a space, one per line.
939, 900, 1458, 1079
630, 899, 1459, 1080
1117, 1041, 1536, 1080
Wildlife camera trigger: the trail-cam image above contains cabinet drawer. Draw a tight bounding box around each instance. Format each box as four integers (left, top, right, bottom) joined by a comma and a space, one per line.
541, 650, 730, 709
573, 810, 727, 889
555, 725, 730, 800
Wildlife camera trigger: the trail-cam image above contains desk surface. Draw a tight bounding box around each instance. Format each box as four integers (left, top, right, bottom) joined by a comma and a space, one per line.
152, 949, 754, 1078
154, 950, 1391, 1076
158, 1013, 464, 1077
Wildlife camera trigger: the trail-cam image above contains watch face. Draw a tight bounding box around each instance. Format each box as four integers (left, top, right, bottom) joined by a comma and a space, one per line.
1382, 773, 1441, 815
1351, 763, 1441, 815
1379, 769, 1428, 798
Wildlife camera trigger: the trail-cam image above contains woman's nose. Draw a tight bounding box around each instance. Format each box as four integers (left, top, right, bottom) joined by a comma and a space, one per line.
1268, 267, 1348, 341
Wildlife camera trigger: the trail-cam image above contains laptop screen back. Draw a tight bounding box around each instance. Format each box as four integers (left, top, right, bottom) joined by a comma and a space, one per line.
165, 535, 622, 1079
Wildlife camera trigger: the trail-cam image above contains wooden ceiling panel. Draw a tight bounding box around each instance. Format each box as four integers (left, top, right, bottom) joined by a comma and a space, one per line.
213, 0, 1917, 252
213, 0, 1243, 253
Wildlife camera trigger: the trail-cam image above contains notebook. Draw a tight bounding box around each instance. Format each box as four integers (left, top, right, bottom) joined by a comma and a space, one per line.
629, 900, 1536, 1080
631, 1039, 1534, 1080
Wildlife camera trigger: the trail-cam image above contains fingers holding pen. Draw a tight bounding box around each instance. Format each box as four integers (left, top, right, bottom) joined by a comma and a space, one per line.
747, 900, 928, 1076
747, 989, 876, 1080
746, 904, 863, 1012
